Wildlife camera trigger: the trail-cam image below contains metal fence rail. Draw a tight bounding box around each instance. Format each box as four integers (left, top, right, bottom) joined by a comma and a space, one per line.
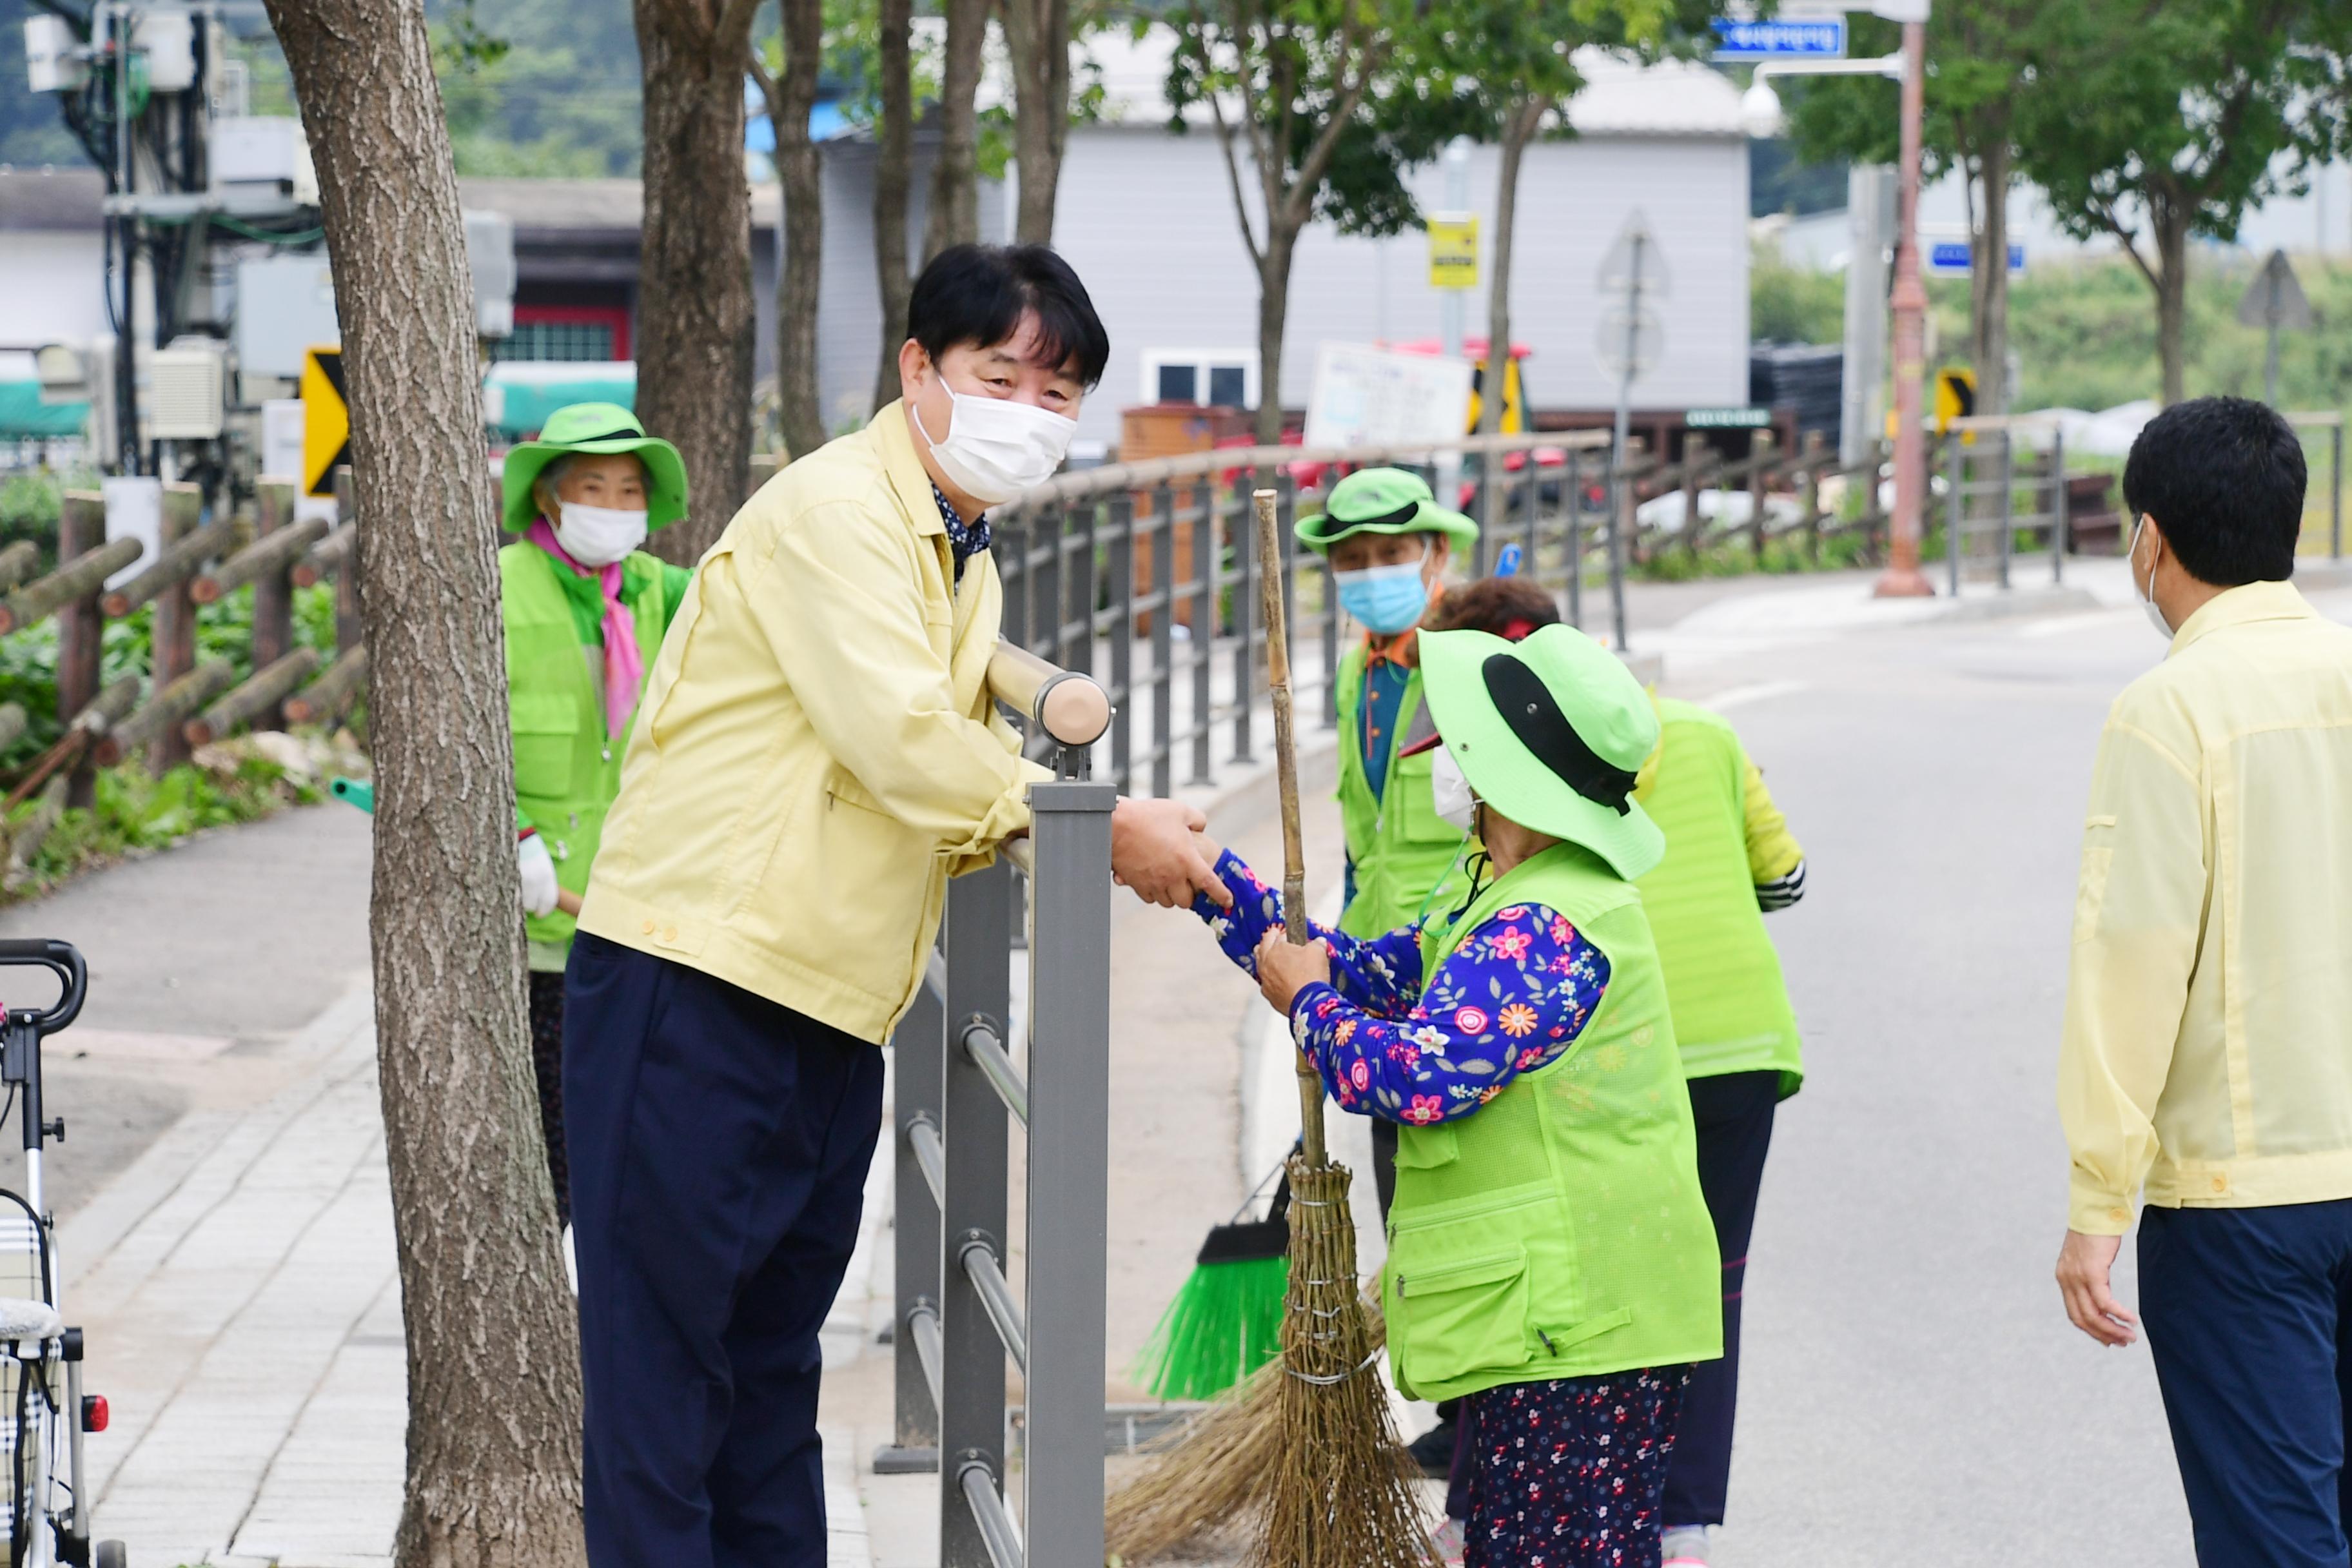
1941, 417, 2069, 596
880, 644, 1113, 1568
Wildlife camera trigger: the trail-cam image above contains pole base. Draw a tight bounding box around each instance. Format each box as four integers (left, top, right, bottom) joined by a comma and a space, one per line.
873, 1444, 939, 1475
1872, 565, 1937, 599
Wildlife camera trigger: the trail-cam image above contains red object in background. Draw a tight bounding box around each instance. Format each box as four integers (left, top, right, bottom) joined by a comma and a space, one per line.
81, 1394, 107, 1433
513, 302, 632, 361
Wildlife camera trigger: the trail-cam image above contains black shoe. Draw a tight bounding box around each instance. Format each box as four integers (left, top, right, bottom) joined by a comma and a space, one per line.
1407, 1417, 1457, 1478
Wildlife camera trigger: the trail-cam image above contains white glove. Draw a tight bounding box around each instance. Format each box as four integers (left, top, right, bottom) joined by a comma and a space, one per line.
517, 831, 561, 918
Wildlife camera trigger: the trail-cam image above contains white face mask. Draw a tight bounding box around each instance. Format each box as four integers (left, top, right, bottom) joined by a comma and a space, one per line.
913, 384, 1079, 505
1431, 744, 1479, 834
2130, 514, 2173, 640
554, 500, 649, 567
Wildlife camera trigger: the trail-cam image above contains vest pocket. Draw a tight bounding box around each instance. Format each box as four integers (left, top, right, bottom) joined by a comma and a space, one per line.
1395, 1246, 1534, 1387
509, 692, 578, 801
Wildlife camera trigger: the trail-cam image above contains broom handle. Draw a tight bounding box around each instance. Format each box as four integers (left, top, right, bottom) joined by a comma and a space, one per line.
1253, 488, 1327, 1168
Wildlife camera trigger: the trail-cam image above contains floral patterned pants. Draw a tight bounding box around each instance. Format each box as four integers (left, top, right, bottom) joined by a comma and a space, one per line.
1463, 1366, 1692, 1568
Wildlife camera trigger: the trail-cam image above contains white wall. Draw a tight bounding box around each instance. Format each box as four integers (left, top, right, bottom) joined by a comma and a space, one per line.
0, 231, 108, 350
1043, 125, 1750, 449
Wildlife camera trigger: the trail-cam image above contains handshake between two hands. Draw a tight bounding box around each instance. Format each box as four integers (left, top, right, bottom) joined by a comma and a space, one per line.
1101, 797, 1332, 1013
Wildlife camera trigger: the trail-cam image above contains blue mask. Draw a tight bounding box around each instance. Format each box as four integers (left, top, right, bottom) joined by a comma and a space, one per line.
1334, 559, 1431, 634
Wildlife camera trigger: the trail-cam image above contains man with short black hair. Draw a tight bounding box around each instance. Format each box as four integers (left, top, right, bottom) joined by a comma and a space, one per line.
564, 242, 1224, 1564
2054, 395, 2352, 1566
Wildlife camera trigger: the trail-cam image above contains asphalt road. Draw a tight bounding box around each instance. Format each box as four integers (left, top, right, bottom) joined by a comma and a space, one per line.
1668, 585, 2352, 1568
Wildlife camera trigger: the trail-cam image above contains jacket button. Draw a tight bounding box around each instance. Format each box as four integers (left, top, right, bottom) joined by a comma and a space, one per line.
641, 919, 656, 936
663, 926, 678, 943
2211, 1175, 2228, 1194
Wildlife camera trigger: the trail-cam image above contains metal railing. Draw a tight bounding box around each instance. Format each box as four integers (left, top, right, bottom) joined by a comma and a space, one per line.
985, 431, 1615, 792
1941, 416, 2070, 596
879, 643, 1115, 1568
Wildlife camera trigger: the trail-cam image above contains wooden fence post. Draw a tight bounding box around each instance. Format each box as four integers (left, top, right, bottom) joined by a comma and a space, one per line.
149, 481, 204, 774
57, 491, 103, 808
252, 480, 295, 671
1749, 430, 1774, 563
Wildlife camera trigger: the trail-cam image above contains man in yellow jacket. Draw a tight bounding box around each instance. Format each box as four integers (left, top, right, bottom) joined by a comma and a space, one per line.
2054, 397, 2352, 1567
564, 244, 1222, 1565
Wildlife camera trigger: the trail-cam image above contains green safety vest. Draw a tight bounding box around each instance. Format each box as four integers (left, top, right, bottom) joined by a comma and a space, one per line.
500, 541, 673, 972
1632, 699, 1804, 1095
1335, 644, 1472, 939
1380, 843, 1723, 1401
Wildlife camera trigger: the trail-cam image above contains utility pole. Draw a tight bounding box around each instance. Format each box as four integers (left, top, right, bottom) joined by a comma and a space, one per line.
1873, 17, 1935, 597
1434, 137, 1472, 516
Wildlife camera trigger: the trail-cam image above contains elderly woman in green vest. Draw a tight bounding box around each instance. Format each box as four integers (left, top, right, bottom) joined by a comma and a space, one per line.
499, 402, 693, 1228
1188, 622, 1721, 1568
1418, 579, 1808, 1568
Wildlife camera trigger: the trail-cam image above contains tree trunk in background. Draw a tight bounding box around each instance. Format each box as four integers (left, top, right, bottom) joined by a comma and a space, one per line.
260, 1, 585, 1563
1000, 0, 1070, 244
769, 0, 827, 459
1254, 230, 1296, 446
1970, 137, 2012, 418
2152, 193, 2190, 406
635, 0, 758, 562
1480, 97, 1545, 438
872, 0, 915, 409
923, 0, 990, 259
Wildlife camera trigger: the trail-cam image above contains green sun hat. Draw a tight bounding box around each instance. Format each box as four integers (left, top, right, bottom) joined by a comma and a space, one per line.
499, 402, 689, 533
1417, 622, 1665, 882
1294, 467, 1478, 556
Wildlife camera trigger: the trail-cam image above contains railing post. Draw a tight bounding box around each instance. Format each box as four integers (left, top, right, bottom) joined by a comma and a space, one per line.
1021, 769, 1115, 1568
876, 954, 945, 1475
2051, 428, 2067, 585
1230, 472, 1255, 765
1563, 453, 1583, 629
2333, 422, 2344, 562
56, 491, 104, 808
1150, 483, 1175, 798
939, 859, 1014, 1568
1108, 493, 1134, 792
1189, 487, 1216, 787
1997, 430, 2014, 591
1946, 435, 1964, 600
251, 481, 295, 671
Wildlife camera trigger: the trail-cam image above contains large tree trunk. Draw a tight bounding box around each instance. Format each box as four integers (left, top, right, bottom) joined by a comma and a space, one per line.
1001, 0, 1070, 244
770, 0, 827, 460
2153, 194, 2190, 406
872, 0, 915, 409
1480, 98, 1544, 437
1970, 137, 2012, 418
1254, 229, 1295, 445
260, 1, 585, 1563
634, 0, 758, 562
923, 0, 990, 259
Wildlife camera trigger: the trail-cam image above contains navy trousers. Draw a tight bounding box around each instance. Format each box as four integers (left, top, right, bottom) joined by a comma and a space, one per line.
564, 932, 885, 1568
2141, 1200, 2352, 1568
1661, 1068, 1780, 1531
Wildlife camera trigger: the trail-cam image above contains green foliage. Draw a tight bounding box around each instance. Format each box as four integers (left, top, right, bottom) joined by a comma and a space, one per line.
1750, 241, 1845, 345
428, 0, 645, 178
8, 756, 319, 900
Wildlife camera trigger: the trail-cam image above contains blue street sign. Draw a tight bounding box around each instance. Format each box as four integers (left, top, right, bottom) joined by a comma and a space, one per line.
1710, 17, 1847, 59
1927, 241, 2026, 277
1494, 542, 1524, 578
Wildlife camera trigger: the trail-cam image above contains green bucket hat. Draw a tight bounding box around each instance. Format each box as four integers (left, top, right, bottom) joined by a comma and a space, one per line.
499, 402, 689, 533
1417, 622, 1665, 882
1294, 467, 1478, 555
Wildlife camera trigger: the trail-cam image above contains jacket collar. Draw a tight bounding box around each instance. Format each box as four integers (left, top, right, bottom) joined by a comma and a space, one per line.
872, 398, 946, 538
2170, 578, 2315, 654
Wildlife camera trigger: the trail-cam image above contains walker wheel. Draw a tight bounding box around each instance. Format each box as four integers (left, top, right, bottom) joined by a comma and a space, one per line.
94, 1542, 126, 1568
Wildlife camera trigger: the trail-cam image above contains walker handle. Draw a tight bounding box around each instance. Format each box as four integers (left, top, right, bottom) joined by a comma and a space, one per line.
0, 939, 87, 1035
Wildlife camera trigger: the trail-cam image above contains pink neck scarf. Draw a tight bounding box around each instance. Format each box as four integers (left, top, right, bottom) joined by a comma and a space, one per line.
528, 518, 643, 738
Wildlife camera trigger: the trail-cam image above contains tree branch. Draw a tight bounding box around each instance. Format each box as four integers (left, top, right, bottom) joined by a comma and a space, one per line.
1188, 18, 1264, 265
714, 0, 763, 49
1280, 17, 1383, 231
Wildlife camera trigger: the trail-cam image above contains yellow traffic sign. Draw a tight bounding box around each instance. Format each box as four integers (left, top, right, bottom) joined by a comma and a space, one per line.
300, 345, 348, 498
1427, 214, 1479, 290
1933, 366, 1976, 434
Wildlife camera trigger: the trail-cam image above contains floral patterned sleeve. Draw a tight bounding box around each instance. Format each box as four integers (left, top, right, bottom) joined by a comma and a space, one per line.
1192, 849, 1424, 1015
1288, 903, 1611, 1126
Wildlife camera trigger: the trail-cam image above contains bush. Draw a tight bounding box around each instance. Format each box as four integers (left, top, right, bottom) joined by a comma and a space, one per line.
5, 754, 322, 901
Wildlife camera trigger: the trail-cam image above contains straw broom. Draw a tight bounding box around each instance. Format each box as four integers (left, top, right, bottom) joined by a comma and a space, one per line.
1105, 489, 1430, 1567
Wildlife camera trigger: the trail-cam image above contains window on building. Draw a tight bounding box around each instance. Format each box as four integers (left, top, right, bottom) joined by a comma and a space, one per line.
490, 320, 617, 363
1141, 350, 1257, 410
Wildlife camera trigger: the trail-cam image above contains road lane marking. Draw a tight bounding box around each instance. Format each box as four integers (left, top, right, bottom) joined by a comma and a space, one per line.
1697, 680, 1810, 712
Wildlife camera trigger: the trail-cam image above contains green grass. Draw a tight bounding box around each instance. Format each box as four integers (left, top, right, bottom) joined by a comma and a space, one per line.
4, 754, 322, 903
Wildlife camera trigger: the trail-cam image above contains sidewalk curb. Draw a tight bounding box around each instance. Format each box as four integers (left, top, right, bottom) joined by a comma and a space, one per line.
1921, 585, 2102, 623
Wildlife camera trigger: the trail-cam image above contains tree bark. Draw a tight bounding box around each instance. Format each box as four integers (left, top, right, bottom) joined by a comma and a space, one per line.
634, 0, 760, 562
872, 0, 916, 409
1970, 135, 2012, 418
259, 1, 585, 1563
923, 0, 990, 259
1254, 230, 1295, 445
1480, 97, 1545, 437
1001, 0, 1071, 244
2153, 191, 2190, 406
763, 0, 827, 460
